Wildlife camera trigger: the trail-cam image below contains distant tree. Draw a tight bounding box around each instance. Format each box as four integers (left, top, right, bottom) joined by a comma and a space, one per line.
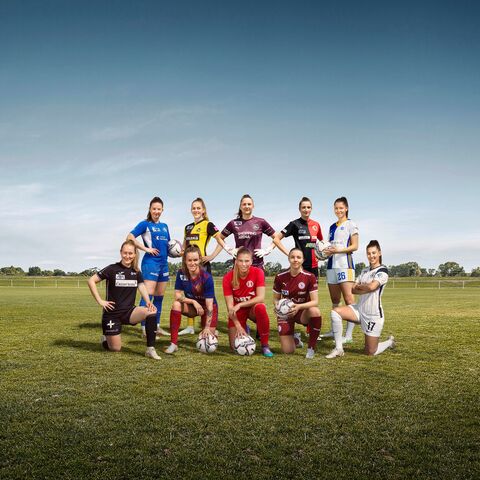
168, 262, 181, 276
79, 268, 98, 276
469, 267, 480, 277
264, 262, 283, 277
437, 262, 465, 277
211, 261, 233, 276
389, 262, 422, 277
42, 270, 54, 276
355, 262, 366, 276
0, 266, 25, 276
28, 266, 42, 276
53, 269, 66, 276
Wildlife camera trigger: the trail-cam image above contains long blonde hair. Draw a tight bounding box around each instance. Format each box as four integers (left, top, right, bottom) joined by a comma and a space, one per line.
120, 239, 139, 272
192, 197, 209, 221
232, 247, 253, 289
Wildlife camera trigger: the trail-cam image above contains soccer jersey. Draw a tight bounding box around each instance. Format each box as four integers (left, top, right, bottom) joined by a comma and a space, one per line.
221, 216, 275, 268
281, 218, 323, 270
326, 219, 359, 270
222, 266, 265, 304
130, 220, 170, 265
184, 220, 219, 256
273, 270, 318, 304
174, 269, 217, 307
356, 265, 389, 317
97, 262, 144, 313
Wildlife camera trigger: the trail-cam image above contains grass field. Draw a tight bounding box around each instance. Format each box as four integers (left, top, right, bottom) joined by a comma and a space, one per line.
1, 281, 479, 479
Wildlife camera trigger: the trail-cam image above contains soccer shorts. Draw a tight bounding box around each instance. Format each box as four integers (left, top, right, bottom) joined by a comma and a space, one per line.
348, 304, 384, 337
327, 268, 355, 284
227, 304, 261, 328
181, 302, 218, 328
277, 310, 304, 336
102, 306, 136, 336
141, 259, 169, 282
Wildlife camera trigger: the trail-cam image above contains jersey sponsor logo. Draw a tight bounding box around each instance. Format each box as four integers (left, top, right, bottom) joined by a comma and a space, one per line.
234, 221, 242, 227
281, 289, 289, 296
246, 280, 254, 288
298, 282, 305, 289
298, 235, 310, 240
152, 226, 161, 232
115, 279, 138, 287
116, 273, 125, 280
298, 229, 307, 235
180, 274, 187, 281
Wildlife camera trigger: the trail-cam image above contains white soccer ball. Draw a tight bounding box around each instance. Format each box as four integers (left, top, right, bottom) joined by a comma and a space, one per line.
275, 298, 295, 320
196, 334, 218, 354
314, 240, 332, 260
234, 335, 256, 356
168, 239, 183, 258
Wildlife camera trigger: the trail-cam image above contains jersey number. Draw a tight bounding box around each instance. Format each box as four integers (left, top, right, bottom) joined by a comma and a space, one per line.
366, 321, 376, 332
337, 272, 346, 281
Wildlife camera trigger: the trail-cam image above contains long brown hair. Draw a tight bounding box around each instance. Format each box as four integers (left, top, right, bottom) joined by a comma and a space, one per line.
232, 247, 252, 289
366, 240, 382, 264
181, 244, 203, 282
334, 196, 349, 217
236, 194, 253, 219
147, 196, 164, 222
191, 197, 209, 221
120, 239, 139, 272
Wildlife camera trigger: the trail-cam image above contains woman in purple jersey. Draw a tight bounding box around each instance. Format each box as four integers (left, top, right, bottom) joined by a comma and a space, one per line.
209, 194, 288, 269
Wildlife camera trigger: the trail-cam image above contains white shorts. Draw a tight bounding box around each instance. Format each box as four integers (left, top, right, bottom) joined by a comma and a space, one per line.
327, 268, 355, 284
348, 304, 384, 337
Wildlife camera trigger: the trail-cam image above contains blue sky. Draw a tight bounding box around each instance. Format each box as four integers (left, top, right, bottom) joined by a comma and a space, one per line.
1, 0, 479, 272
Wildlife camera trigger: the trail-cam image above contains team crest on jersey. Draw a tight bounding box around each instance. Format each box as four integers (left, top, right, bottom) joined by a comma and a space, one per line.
298, 282, 305, 289
253, 224, 259, 231
234, 221, 242, 227
152, 226, 161, 232
116, 273, 125, 280
246, 280, 254, 288
180, 274, 187, 281
312, 225, 318, 231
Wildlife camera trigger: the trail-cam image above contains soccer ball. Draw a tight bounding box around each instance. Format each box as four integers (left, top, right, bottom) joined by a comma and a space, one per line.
196, 334, 218, 354
314, 240, 332, 260
168, 239, 182, 258
234, 335, 256, 356
275, 298, 295, 320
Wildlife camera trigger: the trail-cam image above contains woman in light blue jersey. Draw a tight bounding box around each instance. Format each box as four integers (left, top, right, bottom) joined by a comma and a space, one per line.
127, 197, 170, 337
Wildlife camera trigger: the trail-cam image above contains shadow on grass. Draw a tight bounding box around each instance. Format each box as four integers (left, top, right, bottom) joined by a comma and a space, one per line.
52, 339, 140, 357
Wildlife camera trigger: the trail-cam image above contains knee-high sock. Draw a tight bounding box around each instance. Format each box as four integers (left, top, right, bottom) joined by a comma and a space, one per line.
102, 339, 110, 350
374, 338, 394, 355
140, 295, 153, 327
331, 310, 343, 350
170, 310, 182, 345
307, 316, 322, 349
254, 304, 270, 346
145, 313, 157, 347
153, 295, 164, 326
345, 320, 355, 339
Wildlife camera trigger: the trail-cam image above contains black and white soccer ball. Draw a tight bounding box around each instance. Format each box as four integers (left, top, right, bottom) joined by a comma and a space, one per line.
196, 334, 218, 354
314, 240, 332, 260
167, 239, 183, 258
275, 298, 295, 320
234, 335, 256, 356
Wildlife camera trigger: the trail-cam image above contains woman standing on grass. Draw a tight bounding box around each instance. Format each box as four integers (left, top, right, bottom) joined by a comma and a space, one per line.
178, 197, 226, 336
273, 248, 322, 359
222, 247, 274, 357
127, 197, 170, 337
325, 240, 395, 358
164, 245, 218, 354
321, 196, 359, 343
87, 239, 161, 360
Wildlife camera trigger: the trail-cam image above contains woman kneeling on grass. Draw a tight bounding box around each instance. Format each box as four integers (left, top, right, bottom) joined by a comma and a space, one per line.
164, 245, 218, 354
326, 240, 395, 358
273, 248, 322, 359
222, 247, 274, 357
87, 240, 161, 360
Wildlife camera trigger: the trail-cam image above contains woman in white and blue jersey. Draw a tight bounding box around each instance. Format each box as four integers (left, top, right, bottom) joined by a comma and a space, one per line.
321, 197, 359, 342
326, 240, 395, 358
127, 197, 170, 336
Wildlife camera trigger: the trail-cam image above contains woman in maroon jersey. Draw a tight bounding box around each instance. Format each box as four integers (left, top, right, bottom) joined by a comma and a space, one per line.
222, 247, 274, 357
273, 248, 322, 359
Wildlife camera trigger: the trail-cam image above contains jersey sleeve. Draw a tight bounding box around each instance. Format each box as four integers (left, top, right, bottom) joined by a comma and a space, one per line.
255, 267, 266, 288
309, 275, 318, 292
174, 271, 183, 291
281, 221, 295, 237
374, 268, 389, 286
130, 220, 148, 238
348, 220, 359, 236
316, 222, 324, 241
261, 218, 275, 237
137, 271, 144, 284
221, 220, 234, 237
97, 264, 113, 280
222, 271, 233, 296
207, 222, 219, 237
203, 273, 215, 299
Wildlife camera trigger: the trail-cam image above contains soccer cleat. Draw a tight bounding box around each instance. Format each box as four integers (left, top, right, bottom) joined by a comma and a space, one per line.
178, 326, 195, 336
294, 332, 304, 348
305, 348, 315, 359
388, 335, 396, 349
261, 346, 274, 358
145, 347, 161, 360
320, 330, 334, 339
100, 335, 108, 350
156, 327, 170, 336
141, 327, 146, 338
342, 337, 353, 345
325, 347, 344, 359
164, 343, 178, 354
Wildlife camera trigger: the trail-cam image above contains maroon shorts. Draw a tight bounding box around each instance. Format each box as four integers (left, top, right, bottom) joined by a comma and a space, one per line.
182, 303, 218, 328
277, 310, 304, 336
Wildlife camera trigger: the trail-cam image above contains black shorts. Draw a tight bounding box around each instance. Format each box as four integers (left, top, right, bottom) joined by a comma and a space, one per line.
102, 306, 136, 336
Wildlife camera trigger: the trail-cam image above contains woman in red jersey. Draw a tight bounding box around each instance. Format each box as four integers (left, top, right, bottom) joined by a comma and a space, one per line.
222, 247, 274, 357
273, 248, 322, 359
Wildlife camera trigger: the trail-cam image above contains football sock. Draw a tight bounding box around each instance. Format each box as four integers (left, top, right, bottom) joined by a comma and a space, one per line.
331, 310, 344, 350
153, 295, 164, 328
145, 313, 157, 348
345, 320, 355, 340
254, 303, 270, 346
140, 295, 154, 327
307, 316, 322, 349
102, 339, 109, 350
170, 310, 182, 345
374, 338, 394, 355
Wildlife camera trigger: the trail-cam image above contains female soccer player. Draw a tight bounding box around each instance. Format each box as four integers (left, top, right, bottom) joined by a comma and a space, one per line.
222, 247, 274, 357
326, 240, 394, 358
212, 194, 289, 269
127, 197, 170, 337
179, 197, 226, 336
273, 248, 322, 359
87, 240, 161, 360
321, 196, 359, 343
164, 245, 218, 354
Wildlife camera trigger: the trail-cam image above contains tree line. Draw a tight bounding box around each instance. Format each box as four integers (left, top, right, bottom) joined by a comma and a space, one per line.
1, 261, 480, 277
